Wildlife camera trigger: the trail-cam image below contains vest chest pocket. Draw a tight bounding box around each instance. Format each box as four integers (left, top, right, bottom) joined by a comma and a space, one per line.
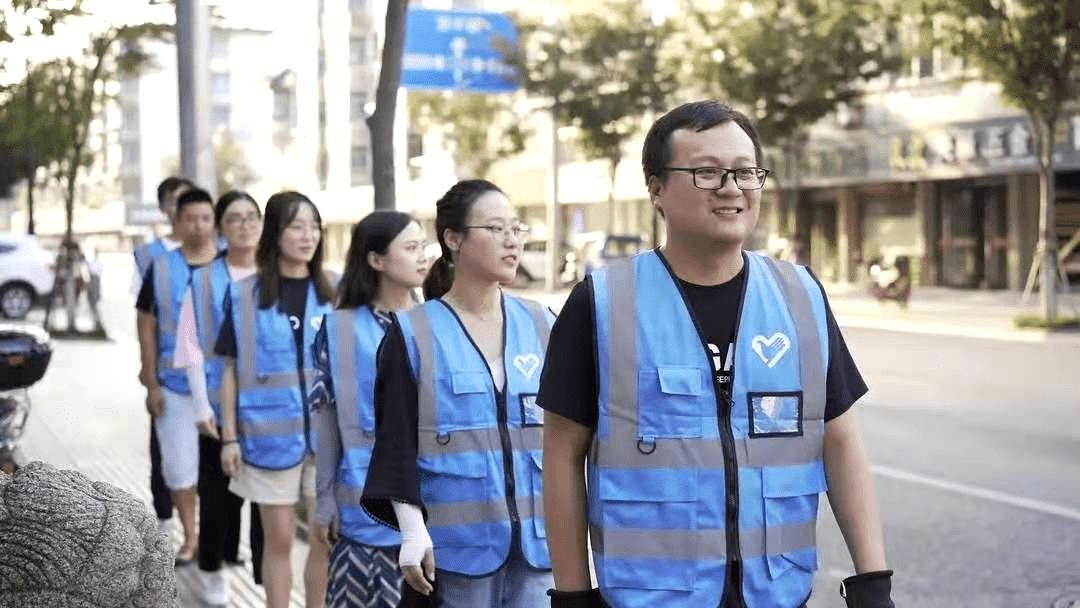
636, 367, 706, 438
435, 371, 494, 428
761, 463, 828, 580
417, 454, 494, 548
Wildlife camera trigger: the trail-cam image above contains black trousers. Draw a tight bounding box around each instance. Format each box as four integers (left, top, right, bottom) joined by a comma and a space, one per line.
149, 422, 173, 520
198, 433, 265, 583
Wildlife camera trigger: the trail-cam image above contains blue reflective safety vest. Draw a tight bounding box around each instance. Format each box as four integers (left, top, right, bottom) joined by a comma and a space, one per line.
396, 295, 554, 576
190, 256, 231, 423
151, 248, 197, 394
232, 275, 334, 470
589, 251, 830, 608
134, 238, 168, 282
324, 306, 399, 547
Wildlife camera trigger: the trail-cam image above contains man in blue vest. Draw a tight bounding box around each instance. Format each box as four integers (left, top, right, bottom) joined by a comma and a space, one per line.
538, 101, 895, 608
132, 176, 192, 535
137, 187, 220, 565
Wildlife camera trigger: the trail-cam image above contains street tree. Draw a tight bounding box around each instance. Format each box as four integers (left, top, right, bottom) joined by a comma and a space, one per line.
408, 91, 528, 179
921, 0, 1080, 322
368, 0, 409, 210
687, 0, 902, 252
515, 1, 677, 224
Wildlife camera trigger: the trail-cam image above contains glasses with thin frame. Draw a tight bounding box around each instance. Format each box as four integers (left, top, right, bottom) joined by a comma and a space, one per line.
664, 166, 770, 191
463, 224, 531, 240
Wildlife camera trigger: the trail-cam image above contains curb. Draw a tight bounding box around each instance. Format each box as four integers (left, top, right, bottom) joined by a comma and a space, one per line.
835, 314, 1080, 344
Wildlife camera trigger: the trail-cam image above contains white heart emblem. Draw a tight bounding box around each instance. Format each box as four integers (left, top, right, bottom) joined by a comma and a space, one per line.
513, 353, 541, 380
751, 333, 791, 368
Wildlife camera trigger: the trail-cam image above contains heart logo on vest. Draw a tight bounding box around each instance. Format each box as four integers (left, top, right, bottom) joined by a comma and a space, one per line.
513, 353, 541, 380
751, 332, 791, 368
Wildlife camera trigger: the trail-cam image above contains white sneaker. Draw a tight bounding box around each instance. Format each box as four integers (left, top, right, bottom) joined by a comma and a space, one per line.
197, 569, 230, 607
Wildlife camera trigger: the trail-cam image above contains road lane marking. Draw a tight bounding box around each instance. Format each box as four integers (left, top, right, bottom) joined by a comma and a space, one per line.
874, 464, 1080, 522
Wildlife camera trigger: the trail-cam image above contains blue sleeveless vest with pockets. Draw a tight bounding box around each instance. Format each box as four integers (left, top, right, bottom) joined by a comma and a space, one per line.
396, 295, 553, 576
589, 251, 829, 608
232, 276, 333, 470
324, 306, 399, 547
151, 248, 195, 394
134, 238, 168, 280
190, 257, 231, 422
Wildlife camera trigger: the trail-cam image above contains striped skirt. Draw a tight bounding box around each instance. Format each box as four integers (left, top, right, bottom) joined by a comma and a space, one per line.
326, 538, 402, 608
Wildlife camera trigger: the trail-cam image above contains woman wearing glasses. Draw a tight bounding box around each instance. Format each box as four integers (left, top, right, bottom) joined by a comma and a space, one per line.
361, 179, 555, 608
173, 190, 265, 604
309, 210, 429, 608
215, 191, 338, 608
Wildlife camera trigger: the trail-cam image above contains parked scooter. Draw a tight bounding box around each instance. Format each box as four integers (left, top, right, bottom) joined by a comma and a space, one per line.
0, 324, 52, 474
867, 255, 912, 308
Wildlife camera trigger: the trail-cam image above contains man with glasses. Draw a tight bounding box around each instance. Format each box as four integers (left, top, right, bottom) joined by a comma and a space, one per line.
538, 100, 894, 608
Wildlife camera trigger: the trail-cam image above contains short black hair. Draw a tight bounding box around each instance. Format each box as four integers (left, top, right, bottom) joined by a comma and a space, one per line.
175, 187, 214, 218
641, 100, 763, 186
156, 176, 192, 206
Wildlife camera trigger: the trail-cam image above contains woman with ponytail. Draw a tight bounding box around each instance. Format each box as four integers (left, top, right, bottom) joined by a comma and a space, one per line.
361, 179, 556, 608
309, 211, 428, 608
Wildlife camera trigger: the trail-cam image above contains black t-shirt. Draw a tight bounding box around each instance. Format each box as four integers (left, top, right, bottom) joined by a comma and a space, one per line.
361, 318, 423, 528
134, 262, 209, 316
536, 257, 867, 428
214, 277, 310, 373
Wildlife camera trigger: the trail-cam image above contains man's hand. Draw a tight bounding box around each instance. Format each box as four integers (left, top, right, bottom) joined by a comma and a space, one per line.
220, 441, 241, 477
393, 501, 435, 596
841, 570, 895, 608
144, 385, 164, 418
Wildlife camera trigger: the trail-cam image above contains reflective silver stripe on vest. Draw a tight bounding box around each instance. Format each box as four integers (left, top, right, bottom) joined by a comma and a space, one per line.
594, 425, 825, 470
522, 299, 551, 351
761, 257, 826, 421
418, 426, 542, 456
196, 265, 218, 356
155, 253, 178, 335
602, 258, 638, 469
238, 416, 306, 438
406, 307, 439, 433
590, 519, 815, 561
236, 279, 306, 391
331, 308, 368, 450
428, 494, 542, 528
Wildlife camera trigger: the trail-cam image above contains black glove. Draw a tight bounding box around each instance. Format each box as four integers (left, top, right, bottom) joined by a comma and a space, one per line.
841, 570, 895, 608
548, 587, 609, 608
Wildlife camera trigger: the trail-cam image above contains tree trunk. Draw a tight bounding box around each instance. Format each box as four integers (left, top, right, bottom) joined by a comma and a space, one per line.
25, 174, 35, 235
1036, 117, 1058, 322
607, 157, 618, 232
367, 0, 409, 211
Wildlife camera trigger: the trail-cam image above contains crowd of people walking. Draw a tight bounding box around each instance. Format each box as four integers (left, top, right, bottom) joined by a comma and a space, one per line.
132, 100, 895, 608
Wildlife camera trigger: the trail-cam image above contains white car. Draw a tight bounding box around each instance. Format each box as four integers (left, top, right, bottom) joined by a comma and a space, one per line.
0, 235, 56, 320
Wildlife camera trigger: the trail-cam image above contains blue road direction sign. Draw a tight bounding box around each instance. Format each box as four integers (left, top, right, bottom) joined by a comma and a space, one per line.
402, 8, 519, 93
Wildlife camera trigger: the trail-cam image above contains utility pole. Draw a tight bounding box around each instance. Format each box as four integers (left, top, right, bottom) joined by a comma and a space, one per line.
176, 0, 215, 192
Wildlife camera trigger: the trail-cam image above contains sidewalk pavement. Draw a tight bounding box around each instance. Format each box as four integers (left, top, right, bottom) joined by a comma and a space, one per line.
511, 282, 1080, 344
19, 335, 308, 607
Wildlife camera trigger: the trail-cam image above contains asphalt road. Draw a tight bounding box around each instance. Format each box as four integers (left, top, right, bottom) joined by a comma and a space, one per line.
808, 328, 1080, 608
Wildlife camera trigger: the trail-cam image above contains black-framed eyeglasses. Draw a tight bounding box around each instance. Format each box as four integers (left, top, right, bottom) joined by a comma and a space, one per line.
463, 224, 531, 240
664, 166, 770, 191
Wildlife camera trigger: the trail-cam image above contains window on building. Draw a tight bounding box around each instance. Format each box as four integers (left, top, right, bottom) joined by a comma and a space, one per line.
351, 145, 369, 184
121, 174, 141, 198
273, 89, 293, 123
351, 36, 368, 64
351, 91, 368, 121
211, 72, 230, 98
121, 140, 140, 167
213, 104, 230, 130
210, 30, 228, 61
122, 105, 139, 130
349, 0, 367, 11
407, 132, 423, 159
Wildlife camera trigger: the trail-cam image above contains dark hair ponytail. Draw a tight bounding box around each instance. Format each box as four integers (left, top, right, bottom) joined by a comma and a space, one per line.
338, 210, 415, 309
421, 179, 505, 300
